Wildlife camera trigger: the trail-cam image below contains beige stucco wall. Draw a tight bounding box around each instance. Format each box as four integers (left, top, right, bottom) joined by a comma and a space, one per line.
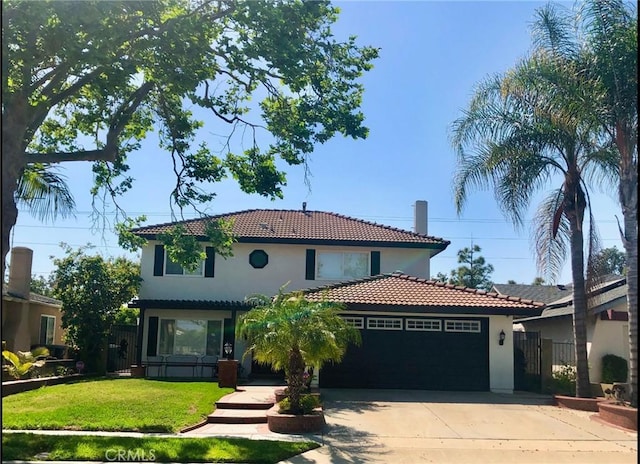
28, 304, 65, 347
589, 320, 629, 383
489, 315, 516, 393
2, 299, 64, 352
139, 241, 432, 301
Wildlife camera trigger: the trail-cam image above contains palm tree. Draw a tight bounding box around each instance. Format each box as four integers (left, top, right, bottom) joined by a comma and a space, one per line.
530, 0, 637, 407
237, 288, 361, 414
16, 164, 75, 223
450, 42, 617, 397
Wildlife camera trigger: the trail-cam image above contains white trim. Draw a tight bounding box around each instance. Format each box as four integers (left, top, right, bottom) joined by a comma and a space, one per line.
444, 319, 481, 333
367, 317, 403, 330
342, 316, 364, 329
406, 319, 441, 331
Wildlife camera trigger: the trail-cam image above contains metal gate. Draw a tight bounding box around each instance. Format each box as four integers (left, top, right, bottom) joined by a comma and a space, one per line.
514, 331, 541, 392
107, 324, 138, 373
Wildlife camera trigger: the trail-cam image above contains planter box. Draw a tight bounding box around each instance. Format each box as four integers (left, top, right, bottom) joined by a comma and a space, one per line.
2, 374, 86, 397
266, 405, 325, 434
597, 401, 637, 431
553, 394, 606, 412
130, 365, 146, 378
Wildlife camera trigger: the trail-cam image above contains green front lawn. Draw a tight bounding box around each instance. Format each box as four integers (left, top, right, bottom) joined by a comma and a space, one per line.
2, 433, 320, 463
2, 378, 233, 432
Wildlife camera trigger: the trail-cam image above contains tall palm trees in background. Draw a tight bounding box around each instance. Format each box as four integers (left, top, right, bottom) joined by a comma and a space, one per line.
451, 0, 637, 404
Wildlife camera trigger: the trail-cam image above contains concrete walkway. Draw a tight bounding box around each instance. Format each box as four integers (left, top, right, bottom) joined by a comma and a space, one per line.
4, 387, 637, 463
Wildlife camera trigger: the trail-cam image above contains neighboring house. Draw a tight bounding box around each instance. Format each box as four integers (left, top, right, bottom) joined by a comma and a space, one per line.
514, 277, 629, 382
492, 283, 572, 306
129, 201, 544, 392
2, 247, 65, 354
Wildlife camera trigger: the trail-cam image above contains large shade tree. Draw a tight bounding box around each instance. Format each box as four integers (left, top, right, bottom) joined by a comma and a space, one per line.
529, 0, 637, 407
237, 289, 361, 415
450, 25, 618, 396
52, 244, 141, 373
2, 0, 379, 275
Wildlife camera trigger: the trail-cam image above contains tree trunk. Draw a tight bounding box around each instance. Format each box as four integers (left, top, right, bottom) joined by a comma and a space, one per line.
619, 161, 638, 407
616, 123, 637, 408
2, 110, 28, 278
567, 209, 591, 398
287, 347, 306, 415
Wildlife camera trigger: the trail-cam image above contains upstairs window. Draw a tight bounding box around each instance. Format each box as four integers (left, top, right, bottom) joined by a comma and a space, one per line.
317, 252, 369, 280
165, 255, 204, 276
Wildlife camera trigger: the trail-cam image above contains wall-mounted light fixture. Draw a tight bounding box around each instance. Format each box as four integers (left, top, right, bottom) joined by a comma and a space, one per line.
499, 330, 506, 346
224, 342, 233, 359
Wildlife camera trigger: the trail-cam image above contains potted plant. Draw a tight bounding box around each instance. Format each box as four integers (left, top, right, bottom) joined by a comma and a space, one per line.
237, 287, 361, 433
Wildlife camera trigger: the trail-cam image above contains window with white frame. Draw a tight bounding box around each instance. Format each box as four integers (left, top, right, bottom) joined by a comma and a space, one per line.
342, 316, 364, 329
317, 252, 369, 280
165, 254, 204, 276
444, 320, 481, 333
158, 319, 223, 356
367, 318, 403, 330
406, 319, 441, 331
39, 315, 55, 345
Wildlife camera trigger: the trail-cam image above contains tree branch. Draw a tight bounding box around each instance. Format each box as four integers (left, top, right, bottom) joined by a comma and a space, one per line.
24, 148, 119, 164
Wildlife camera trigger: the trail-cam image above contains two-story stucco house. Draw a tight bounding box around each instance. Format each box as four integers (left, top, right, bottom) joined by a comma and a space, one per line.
129, 201, 543, 393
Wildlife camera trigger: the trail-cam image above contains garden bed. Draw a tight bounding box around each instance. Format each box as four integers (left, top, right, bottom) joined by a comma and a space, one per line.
553, 394, 606, 412
266, 405, 325, 434
597, 401, 637, 431
2, 374, 86, 397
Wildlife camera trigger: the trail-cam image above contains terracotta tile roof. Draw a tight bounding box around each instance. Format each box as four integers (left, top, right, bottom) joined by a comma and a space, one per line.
302, 273, 545, 313
131, 209, 449, 249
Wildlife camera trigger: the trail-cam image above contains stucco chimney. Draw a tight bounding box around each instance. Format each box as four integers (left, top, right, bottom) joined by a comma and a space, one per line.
8, 247, 33, 299
414, 200, 428, 235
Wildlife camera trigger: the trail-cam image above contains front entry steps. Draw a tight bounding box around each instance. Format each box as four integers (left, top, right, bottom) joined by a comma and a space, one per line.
207, 391, 275, 424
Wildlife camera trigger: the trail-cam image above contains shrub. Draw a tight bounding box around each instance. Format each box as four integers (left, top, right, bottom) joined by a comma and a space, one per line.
601, 354, 628, 383
551, 364, 576, 396
278, 394, 321, 414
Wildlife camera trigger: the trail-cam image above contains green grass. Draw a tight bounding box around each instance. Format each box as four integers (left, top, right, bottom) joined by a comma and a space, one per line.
2, 378, 234, 432
2, 433, 320, 463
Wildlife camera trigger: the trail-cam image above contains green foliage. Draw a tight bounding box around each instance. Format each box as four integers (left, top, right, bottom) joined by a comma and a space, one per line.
114, 306, 139, 325
551, 364, 577, 396
593, 247, 627, 276
601, 354, 628, 383
278, 394, 321, 415
51, 244, 141, 373
237, 287, 361, 414
1, 347, 50, 380
3, 0, 378, 271
441, 245, 494, 291
30, 274, 55, 297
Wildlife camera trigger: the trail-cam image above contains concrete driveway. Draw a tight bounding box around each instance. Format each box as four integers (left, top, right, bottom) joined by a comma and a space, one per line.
281, 389, 637, 464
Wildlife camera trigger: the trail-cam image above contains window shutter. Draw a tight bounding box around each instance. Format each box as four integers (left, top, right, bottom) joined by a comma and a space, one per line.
371, 251, 381, 275
147, 317, 159, 356
153, 245, 165, 276
205, 247, 215, 278
305, 249, 316, 280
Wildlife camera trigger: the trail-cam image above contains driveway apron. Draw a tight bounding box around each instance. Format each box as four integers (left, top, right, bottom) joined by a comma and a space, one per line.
281, 389, 637, 464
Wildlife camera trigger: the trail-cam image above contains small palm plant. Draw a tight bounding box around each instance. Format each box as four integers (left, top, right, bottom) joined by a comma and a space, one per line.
238, 287, 361, 415
2, 347, 50, 379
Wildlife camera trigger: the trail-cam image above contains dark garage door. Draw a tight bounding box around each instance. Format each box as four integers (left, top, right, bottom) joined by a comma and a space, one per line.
320, 316, 489, 391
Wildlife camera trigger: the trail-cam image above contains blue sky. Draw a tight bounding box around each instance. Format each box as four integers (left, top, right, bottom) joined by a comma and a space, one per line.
11, 0, 623, 286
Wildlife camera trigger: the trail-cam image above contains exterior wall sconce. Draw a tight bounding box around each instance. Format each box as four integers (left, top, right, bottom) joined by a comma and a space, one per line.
224, 342, 233, 359
499, 330, 506, 346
